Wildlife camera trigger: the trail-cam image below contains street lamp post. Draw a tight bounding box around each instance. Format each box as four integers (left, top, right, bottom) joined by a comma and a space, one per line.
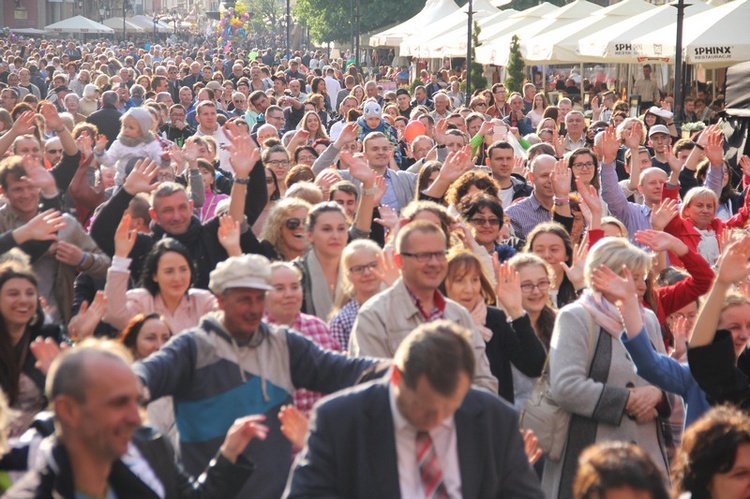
355, 0, 360, 67
672, 0, 690, 129
466, 0, 473, 97
286, 0, 290, 57
122, 0, 130, 42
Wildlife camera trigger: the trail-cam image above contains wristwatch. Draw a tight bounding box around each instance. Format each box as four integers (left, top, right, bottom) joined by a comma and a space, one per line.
234, 176, 250, 185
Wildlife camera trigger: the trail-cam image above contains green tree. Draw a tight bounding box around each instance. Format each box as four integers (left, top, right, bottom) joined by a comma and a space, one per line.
295, 0, 423, 43
505, 34, 525, 93
470, 20, 487, 91
246, 0, 283, 31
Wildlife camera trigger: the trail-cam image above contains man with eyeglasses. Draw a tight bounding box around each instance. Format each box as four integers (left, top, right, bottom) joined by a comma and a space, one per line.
160, 104, 195, 147
44, 137, 64, 167
488, 83, 511, 119
230, 92, 248, 118
349, 220, 498, 393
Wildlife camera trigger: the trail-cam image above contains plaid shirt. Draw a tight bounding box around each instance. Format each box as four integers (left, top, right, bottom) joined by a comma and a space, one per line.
329, 299, 360, 352
264, 312, 341, 416
405, 286, 446, 322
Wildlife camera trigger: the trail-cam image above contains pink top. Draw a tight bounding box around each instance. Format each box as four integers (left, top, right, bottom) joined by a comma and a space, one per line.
103, 266, 218, 335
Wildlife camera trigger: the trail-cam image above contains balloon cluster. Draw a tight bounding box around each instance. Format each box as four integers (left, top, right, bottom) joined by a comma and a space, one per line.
216, 0, 252, 51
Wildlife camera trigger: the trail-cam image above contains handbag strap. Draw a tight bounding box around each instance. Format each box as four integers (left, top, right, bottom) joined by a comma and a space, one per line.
537, 306, 600, 381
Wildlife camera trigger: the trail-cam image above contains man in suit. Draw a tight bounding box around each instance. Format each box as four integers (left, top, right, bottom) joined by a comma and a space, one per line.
7, 340, 266, 498
285, 321, 544, 499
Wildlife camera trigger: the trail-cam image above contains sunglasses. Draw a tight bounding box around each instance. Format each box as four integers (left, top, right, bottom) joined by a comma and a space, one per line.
285, 218, 304, 230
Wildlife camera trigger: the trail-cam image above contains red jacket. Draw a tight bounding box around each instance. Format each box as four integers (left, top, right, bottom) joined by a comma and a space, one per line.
664, 194, 750, 267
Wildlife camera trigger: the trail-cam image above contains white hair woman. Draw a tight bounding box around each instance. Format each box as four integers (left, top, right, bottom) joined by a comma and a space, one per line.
542, 237, 670, 498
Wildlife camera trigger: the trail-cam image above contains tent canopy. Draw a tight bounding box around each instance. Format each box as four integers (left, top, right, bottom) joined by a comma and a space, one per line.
44, 15, 114, 34
682, 0, 750, 67
370, 0, 461, 47
103, 17, 145, 33
475, 1, 598, 65
130, 15, 172, 33
400, 6, 514, 58
522, 0, 654, 63
725, 61, 750, 117
576, 2, 710, 63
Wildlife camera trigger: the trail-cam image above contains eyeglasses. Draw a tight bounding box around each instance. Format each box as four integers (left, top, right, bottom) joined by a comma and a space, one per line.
285, 217, 304, 230
400, 250, 448, 262
266, 159, 290, 167
46, 148, 63, 154
349, 261, 378, 275
520, 280, 551, 294
571, 161, 595, 171
468, 217, 501, 227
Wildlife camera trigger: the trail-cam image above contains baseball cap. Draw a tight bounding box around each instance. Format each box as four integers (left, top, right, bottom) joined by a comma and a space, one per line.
396, 88, 410, 98
648, 124, 670, 137
363, 101, 382, 119
209, 254, 273, 294
206, 81, 223, 91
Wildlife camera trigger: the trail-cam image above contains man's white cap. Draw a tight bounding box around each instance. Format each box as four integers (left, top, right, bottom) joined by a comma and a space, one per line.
209, 254, 273, 294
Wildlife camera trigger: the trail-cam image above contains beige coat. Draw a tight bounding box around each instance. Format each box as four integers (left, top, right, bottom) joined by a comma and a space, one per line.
348, 278, 499, 393
541, 302, 670, 498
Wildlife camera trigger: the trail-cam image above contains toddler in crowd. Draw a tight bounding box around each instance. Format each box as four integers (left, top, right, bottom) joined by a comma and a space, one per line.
94, 107, 167, 186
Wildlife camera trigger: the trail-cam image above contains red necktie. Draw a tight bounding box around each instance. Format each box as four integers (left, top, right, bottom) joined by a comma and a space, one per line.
416, 431, 449, 499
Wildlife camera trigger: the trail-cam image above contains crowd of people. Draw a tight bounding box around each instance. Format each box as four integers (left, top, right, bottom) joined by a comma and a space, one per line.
0, 34, 746, 499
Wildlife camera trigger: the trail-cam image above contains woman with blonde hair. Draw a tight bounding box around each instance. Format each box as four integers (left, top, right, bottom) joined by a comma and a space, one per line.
258, 197, 313, 261
329, 240, 399, 349
542, 237, 671, 498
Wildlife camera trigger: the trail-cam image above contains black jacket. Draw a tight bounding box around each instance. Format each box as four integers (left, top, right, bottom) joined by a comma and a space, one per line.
90, 160, 269, 289
6, 427, 254, 499
484, 306, 547, 404
688, 329, 750, 408
86, 105, 122, 148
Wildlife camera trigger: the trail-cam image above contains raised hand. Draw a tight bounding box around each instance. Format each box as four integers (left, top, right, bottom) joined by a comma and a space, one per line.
227, 136, 260, 178
335, 122, 359, 147
623, 121, 643, 150
513, 156, 526, 177
576, 177, 602, 228
13, 209, 66, 244
373, 205, 399, 231
716, 236, 750, 285
168, 143, 185, 166
340, 151, 375, 186
596, 127, 619, 164
669, 315, 689, 361
372, 175, 387, 205
124, 158, 160, 195
76, 132, 93, 159
30, 337, 69, 375
434, 118, 449, 145
11, 110, 37, 136
278, 405, 308, 449
704, 129, 725, 166
493, 256, 524, 319
649, 198, 678, 231
21, 154, 56, 195
550, 158, 571, 198
634, 229, 685, 255
740, 155, 750, 177
561, 241, 588, 291
218, 215, 242, 256
184, 140, 199, 163
438, 145, 473, 185
552, 128, 565, 159
221, 414, 269, 463
114, 214, 137, 258
39, 102, 63, 132
67, 290, 108, 341
372, 247, 400, 287
590, 264, 637, 304
94, 134, 109, 153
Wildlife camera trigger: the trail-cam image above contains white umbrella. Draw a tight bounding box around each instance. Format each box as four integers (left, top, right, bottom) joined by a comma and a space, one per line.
103, 17, 145, 33
475, 0, 600, 65
624, 0, 742, 64
400, 0, 507, 58
576, 2, 710, 63
683, 0, 750, 67
130, 15, 172, 33
370, 0, 462, 47
44, 15, 115, 34
522, 0, 656, 63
